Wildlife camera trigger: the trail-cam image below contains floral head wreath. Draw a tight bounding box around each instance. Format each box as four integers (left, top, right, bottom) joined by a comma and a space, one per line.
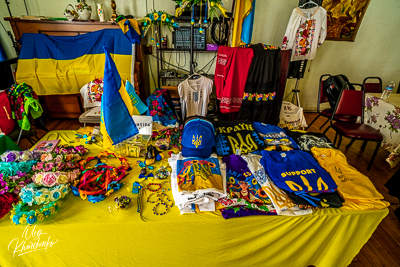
10, 201, 60, 225
72, 152, 130, 203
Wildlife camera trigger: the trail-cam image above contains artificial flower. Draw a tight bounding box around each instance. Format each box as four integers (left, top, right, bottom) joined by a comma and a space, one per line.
36, 213, 45, 222
19, 216, 27, 224
20, 190, 34, 206
26, 215, 37, 225
42, 173, 57, 187
58, 174, 68, 184
12, 215, 21, 225
161, 14, 167, 21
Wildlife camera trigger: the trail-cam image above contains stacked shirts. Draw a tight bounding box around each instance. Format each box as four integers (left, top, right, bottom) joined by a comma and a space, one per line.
312, 148, 390, 210
214, 120, 266, 156
169, 153, 227, 215
242, 154, 312, 216
219, 154, 276, 219
253, 122, 299, 151
261, 150, 344, 209
284, 128, 334, 154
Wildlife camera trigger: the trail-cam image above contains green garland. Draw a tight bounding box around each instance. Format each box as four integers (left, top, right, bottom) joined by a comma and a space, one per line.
174, 0, 228, 20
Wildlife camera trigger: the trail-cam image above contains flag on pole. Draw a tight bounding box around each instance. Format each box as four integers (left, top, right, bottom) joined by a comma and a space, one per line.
231, 0, 257, 47
100, 46, 139, 148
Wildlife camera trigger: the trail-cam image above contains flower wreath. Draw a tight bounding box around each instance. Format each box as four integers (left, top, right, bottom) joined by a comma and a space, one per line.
72, 152, 130, 203
32, 170, 81, 187
0, 161, 36, 195
19, 183, 70, 206
1, 150, 40, 163
10, 201, 60, 225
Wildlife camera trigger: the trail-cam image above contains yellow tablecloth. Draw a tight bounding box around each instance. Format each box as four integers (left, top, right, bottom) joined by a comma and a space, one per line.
0, 131, 389, 267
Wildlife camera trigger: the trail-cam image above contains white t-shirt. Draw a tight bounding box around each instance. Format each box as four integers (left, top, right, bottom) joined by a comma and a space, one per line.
178, 76, 213, 119
282, 6, 327, 61
168, 153, 227, 214
242, 154, 312, 216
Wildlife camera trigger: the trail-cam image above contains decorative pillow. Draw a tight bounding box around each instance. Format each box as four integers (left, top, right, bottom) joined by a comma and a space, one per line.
213, 120, 266, 156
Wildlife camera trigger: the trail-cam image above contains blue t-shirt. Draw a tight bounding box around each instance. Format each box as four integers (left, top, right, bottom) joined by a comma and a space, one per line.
253, 122, 299, 150
260, 150, 337, 194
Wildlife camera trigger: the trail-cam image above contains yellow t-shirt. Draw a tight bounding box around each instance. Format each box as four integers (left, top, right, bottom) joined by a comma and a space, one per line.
311, 148, 389, 210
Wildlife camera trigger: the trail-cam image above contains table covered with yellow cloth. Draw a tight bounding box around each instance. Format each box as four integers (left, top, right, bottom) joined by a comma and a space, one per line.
0, 131, 388, 267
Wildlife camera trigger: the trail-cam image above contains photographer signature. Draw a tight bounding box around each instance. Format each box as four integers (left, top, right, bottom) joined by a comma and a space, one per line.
8, 225, 58, 257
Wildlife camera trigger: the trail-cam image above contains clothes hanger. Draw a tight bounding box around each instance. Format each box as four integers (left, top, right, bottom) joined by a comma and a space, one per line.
187, 71, 202, 80
299, 0, 318, 9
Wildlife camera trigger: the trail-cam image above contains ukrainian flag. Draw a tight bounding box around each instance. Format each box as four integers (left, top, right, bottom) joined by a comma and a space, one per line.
16, 29, 134, 95
100, 46, 139, 148
232, 0, 257, 47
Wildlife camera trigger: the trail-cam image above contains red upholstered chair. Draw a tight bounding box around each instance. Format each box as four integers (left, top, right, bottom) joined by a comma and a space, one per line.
363, 77, 382, 93
307, 74, 357, 130
325, 83, 383, 171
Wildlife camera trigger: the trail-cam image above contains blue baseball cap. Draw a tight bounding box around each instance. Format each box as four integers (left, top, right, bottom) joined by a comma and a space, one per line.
182, 118, 215, 158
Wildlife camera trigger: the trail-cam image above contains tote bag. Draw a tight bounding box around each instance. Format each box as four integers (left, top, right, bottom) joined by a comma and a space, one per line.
279, 101, 307, 130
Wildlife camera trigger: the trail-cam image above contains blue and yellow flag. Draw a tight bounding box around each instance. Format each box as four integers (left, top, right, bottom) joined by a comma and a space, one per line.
100, 47, 139, 148
232, 0, 257, 47
17, 29, 133, 95
118, 19, 141, 45
125, 80, 148, 115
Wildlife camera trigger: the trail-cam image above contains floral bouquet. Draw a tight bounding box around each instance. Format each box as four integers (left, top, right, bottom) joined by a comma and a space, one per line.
140, 11, 179, 37
174, 0, 228, 20
75, 0, 92, 12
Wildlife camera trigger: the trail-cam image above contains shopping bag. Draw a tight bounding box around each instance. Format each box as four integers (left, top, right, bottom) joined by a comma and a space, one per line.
279, 101, 307, 130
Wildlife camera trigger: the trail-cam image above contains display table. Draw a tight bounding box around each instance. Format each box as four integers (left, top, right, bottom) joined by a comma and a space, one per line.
0, 130, 389, 267
0, 135, 21, 154
365, 93, 400, 167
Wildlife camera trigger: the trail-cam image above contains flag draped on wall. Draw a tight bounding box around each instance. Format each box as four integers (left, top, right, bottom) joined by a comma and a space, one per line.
17, 29, 133, 95
100, 47, 139, 149
231, 0, 257, 47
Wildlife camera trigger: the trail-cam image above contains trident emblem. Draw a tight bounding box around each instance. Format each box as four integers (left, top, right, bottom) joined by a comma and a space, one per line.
192, 135, 202, 148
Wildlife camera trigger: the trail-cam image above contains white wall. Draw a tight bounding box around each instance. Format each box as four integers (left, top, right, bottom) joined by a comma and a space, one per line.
1, 0, 399, 110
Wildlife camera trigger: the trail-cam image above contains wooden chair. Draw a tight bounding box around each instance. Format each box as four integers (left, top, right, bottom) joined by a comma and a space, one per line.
363, 77, 382, 93
307, 74, 357, 130
325, 83, 383, 171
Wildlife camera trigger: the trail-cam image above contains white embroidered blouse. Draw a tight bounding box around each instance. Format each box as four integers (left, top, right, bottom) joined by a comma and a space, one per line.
282, 6, 327, 61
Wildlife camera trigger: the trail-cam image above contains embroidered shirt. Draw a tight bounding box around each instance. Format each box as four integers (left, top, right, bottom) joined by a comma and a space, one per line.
282, 6, 327, 61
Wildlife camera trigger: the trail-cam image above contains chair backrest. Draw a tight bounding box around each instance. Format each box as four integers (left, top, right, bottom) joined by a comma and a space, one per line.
363, 77, 382, 93
333, 87, 364, 119
317, 74, 331, 113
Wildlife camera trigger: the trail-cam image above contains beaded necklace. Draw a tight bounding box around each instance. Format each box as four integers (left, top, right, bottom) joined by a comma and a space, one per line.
142, 181, 174, 216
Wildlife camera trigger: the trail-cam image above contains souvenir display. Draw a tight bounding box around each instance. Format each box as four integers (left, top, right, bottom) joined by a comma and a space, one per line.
1, 150, 40, 163
10, 201, 60, 225
32, 140, 60, 152
19, 183, 70, 206
214, 120, 266, 156
181, 117, 215, 158
253, 122, 299, 151
178, 75, 213, 119
282, 6, 327, 61
0, 161, 36, 194
312, 148, 389, 210
114, 195, 131, 210
152, 125, 183, 150
169, 153, 227, 215
71, 152, 129, 203
32, 170, 81, 187
141, 181, 174, 216
7, 82, 43, 131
